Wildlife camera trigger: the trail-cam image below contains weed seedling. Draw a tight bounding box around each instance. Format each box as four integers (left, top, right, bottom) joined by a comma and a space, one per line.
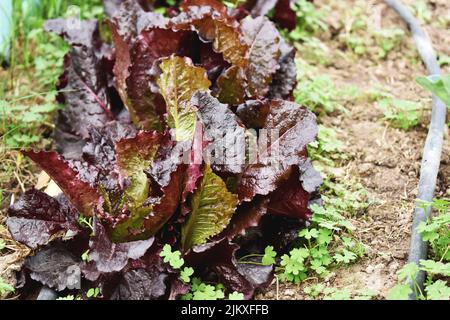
388, 198, 450, 300
378, 98, 420, 130
0, 277, 15, 296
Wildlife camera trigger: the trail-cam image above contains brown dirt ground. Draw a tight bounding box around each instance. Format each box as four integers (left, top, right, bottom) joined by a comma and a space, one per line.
259, 0, 449, 300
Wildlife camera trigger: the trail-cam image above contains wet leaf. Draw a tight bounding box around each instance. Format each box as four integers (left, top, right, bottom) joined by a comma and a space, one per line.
222, 198, 269, 239
241, 16, 281, 97
171, 5, 248, 68
45, 19, 115, 155
23, 151, 103, 217
7, 190, 80, 249
193, 91, 247, 174
25, 246, 81, 291
86, 219, 154, 279
115, 131, 163, 204
268, 168, 312, 220
125, 28, 190, 130
268, 40, 297, 99
158, 56, 211, 141
111, 269, 168, 300
216, 66, 246, 105
238, 100, 320, 201
181, 165, 238, 250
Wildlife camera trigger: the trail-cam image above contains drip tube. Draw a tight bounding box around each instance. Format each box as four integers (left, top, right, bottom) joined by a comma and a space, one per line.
385, 0, 447, 300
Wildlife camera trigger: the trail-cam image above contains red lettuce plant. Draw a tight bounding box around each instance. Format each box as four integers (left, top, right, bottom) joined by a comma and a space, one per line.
7, 0, 322, 300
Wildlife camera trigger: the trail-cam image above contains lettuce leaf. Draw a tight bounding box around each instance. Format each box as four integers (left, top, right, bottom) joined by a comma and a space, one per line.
238, 100, 320, 201
171, 4, 248, 68
7, 190, 80, 249
7, 1, 322, 300
181, 165, 238, 250
115, 131, 163, 204
241, 16, 281, 98
157, 56, 211, 141
23, 151, 103, 216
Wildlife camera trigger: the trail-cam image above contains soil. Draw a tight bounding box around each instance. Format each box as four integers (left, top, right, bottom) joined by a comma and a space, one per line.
259, 0, 450, 300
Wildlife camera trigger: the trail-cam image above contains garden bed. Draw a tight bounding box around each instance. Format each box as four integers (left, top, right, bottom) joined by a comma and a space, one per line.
0, 0, 449, 300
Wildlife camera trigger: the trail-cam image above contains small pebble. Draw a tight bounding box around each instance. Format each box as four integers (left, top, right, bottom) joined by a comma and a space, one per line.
389, 261, 400, 272
359, 163, 372, 174
365, 265, 375, 274
324, 272, 336, 282
284, 289, 295, 297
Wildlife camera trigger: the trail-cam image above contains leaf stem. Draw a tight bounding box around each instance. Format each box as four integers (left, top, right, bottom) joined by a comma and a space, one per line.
238, 253, 264, 261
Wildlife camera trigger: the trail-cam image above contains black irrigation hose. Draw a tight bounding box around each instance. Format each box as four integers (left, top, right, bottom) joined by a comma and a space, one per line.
385, 0, 447, 300
36, 1, 447, 301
